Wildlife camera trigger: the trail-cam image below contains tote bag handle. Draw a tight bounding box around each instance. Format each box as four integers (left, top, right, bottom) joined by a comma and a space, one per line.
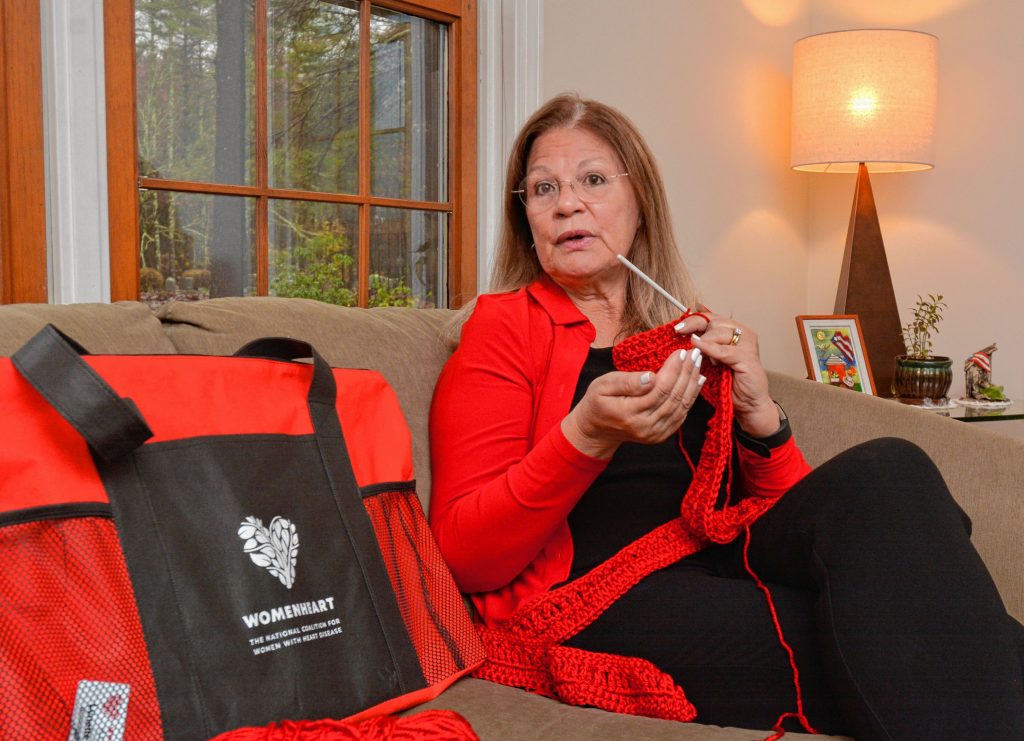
11, 328, 343, 462
11, 325, 153, 462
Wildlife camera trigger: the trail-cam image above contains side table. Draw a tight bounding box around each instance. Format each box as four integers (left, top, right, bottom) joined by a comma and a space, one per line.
920, 400, 1024, 423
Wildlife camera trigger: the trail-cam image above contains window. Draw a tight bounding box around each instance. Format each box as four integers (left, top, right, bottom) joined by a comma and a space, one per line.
105, 0, 476, 308
0, 0, 47, 303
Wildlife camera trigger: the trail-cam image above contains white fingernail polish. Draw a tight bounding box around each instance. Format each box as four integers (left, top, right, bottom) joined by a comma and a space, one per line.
674, 320, 686, 333
697, 374, 707, 387
690, 348, 701, 364
679, 349, 688, 363
640, 371, 653, 385
695, 353, 703, 370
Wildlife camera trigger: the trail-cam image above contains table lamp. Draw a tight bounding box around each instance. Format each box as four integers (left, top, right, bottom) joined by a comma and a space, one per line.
791, 29, 937, 397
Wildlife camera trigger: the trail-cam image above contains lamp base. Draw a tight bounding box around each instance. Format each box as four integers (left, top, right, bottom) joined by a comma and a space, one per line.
834, 164, 906, 398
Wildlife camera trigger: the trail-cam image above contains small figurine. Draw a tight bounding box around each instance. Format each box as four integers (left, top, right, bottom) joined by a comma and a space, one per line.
964, 343, 1007, 401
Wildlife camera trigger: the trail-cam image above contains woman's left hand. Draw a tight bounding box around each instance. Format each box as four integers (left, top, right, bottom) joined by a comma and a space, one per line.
675, 312, 780, 438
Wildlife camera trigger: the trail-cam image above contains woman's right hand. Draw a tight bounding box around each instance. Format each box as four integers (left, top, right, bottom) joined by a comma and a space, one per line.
561, 346, 705, 460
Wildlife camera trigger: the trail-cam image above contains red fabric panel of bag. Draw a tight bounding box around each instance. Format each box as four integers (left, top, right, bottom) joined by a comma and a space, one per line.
0, 357, 413, 514
362, 490, 487, 687
0, 516, 163, 738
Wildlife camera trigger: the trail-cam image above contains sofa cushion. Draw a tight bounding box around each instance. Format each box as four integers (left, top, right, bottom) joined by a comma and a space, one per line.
0, 301, 176, 356
407, 678, 849, 740
157, 297, 454, 503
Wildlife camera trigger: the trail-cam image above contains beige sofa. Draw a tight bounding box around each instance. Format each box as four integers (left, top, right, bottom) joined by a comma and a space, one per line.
3, 296, 1022, 740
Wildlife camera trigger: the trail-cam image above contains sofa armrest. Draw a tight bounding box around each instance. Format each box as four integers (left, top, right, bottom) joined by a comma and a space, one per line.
768, 371, 1024, 622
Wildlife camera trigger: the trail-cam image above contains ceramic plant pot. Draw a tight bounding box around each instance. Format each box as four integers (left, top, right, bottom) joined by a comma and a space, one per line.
892, 356, 953, 403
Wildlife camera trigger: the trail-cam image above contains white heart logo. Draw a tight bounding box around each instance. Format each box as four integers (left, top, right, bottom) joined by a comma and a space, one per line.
238, 516, 299, 589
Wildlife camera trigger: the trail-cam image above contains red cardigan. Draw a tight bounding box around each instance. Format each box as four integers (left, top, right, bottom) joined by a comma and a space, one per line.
429, 275, 811, 627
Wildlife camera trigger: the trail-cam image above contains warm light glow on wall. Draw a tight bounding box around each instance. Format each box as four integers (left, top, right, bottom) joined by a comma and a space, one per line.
791, 29, 937, 173
740, 0, 807, 27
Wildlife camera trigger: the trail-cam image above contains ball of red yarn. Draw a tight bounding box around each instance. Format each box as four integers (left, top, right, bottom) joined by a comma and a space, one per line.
212, 709, 478, 741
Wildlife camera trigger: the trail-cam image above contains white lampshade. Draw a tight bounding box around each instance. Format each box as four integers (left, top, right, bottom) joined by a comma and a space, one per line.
791, 29, 937, 173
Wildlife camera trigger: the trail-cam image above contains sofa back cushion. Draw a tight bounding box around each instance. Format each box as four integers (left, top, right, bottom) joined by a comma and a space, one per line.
158, 297, 455, 503
0, 302, 176, 356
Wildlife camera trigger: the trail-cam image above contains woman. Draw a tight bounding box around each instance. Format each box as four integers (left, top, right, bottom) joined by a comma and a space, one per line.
429, 93, 1024, 738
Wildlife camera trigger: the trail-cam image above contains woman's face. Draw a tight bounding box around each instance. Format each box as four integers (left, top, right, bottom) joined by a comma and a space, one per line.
523, 127, 640, 294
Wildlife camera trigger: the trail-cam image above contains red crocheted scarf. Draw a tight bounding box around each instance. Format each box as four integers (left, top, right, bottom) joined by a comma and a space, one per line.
474, 316, 814, 738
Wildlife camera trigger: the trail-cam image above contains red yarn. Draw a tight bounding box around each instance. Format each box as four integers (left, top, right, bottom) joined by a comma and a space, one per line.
212, 709, 478, 741
474, 315, 816, 738
742, 525, 818, 737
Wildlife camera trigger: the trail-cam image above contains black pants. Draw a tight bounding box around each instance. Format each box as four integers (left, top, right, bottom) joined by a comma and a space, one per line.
566, 438, 1024, 739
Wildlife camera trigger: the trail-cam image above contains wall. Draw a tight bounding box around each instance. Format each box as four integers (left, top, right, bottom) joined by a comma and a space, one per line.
541, 0, 1024, 414
806, 0, 1024, 404
542, 0, 811, 377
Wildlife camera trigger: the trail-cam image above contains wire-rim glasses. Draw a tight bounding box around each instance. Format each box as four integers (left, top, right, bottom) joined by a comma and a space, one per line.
513, 171, 630, 211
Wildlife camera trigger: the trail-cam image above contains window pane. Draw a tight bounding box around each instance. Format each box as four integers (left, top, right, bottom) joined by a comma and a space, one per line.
135, 1, 255, 185
370, 6, 447, 202
269, 200, 359, 306
268, 0, 359, 194
138, 191, 256, 308
370, 207, 445, 308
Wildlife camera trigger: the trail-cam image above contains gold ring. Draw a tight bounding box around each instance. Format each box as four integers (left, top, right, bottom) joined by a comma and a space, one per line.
729, 327, 743, 346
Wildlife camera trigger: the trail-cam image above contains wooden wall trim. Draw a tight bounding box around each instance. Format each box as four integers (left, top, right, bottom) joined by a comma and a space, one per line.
448, 0, 477, 307
0, 0, 48, 303
104, 0, 140, 302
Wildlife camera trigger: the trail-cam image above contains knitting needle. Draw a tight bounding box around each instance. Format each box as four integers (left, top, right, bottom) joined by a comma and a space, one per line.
602, 244, 689, 315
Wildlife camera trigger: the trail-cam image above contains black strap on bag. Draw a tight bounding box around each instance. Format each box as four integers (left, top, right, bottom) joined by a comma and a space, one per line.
11, 326, 426, 739
12, 325, 153, 462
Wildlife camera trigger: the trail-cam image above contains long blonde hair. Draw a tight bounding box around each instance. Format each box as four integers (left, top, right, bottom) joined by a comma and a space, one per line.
447, 93, 699, 345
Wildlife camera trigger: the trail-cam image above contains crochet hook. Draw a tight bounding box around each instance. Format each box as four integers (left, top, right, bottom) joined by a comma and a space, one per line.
601, 242, 689, 315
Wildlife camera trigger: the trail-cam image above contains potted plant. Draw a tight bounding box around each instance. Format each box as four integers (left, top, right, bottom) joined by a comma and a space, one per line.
892, 294, 953, 403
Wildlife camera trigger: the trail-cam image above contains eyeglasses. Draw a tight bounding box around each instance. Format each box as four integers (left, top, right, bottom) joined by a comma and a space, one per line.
513, 171, 630, 211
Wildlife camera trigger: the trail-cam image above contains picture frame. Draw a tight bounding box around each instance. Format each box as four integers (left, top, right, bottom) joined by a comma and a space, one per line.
795, 314, 876, 395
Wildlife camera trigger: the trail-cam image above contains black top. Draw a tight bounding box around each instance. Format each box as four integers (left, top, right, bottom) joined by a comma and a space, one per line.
566, 347, 717, 579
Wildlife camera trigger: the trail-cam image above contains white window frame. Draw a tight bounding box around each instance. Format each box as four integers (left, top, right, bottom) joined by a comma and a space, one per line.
476, 0, 542, 293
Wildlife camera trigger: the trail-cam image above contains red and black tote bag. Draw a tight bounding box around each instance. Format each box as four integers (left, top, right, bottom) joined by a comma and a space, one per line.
0, 326, 483, 740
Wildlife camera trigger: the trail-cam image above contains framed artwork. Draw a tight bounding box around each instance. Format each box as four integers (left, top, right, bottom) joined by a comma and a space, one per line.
795, 315, 876, 395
